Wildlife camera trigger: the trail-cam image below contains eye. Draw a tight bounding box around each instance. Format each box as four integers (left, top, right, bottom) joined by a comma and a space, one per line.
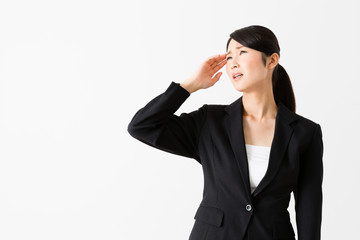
226, 51, 246, 60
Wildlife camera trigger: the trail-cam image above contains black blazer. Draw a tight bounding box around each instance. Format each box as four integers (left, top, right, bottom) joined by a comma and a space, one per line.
127, 81, 324, 240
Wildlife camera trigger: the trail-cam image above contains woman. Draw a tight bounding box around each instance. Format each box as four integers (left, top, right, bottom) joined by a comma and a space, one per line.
127, 25, 323, 240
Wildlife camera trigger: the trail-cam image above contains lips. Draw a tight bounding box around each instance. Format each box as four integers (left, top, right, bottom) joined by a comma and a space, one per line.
232, 72, 243, 79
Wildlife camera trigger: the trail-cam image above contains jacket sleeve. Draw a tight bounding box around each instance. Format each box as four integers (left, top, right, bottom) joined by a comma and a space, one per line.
127, 81, 207, 164
293, 123, 324, 240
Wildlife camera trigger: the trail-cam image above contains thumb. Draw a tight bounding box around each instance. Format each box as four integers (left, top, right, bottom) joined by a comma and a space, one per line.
212, 72, 223, 82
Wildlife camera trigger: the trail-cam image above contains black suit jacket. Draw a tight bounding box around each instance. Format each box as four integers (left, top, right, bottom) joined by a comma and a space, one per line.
127, 81, 324, 240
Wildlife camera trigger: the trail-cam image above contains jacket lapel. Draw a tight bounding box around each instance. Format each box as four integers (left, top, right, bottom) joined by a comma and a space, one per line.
223, 96, 298, 198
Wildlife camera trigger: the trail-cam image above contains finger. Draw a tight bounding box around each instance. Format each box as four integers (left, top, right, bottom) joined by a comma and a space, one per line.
210, 53, 227, 65
216, 58, 227, 68
210, 54, 227, 68
208, 53, 227, 66
212, 72, 223, 83
210, 58, 227, 74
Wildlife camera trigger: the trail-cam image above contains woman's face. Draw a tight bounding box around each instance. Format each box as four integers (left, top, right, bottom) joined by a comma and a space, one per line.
225, 39, 272, 93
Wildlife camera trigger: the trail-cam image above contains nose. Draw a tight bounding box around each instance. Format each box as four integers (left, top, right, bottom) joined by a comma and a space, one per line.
229, 56, 240, 70
231, 62, 239, 70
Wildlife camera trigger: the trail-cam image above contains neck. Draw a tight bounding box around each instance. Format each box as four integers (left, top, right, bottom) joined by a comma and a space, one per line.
242, 91, 278, 122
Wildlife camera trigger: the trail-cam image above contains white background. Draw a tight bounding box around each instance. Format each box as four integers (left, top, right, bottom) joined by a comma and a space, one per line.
0, 0, 359, 239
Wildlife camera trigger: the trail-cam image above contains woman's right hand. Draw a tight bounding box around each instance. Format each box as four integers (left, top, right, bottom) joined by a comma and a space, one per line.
180, 53, 227, 94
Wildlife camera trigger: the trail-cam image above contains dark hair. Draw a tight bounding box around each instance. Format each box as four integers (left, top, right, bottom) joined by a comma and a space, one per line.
226, 25, 296, 112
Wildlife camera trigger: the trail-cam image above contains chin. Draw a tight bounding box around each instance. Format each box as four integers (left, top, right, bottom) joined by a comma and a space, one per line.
231, 81, 246, 92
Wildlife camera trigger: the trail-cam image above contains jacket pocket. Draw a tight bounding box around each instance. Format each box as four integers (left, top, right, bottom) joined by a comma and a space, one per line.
194, 204, 224, 227
273, 221, 295, 239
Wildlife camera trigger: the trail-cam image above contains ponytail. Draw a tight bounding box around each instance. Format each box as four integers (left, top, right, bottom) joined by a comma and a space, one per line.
272, 63, 296, 113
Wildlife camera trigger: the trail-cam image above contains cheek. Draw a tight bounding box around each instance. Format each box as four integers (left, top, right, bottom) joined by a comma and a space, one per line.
225, 65, 232, 77
225, 63, 230, 71
246, 57, 264, 71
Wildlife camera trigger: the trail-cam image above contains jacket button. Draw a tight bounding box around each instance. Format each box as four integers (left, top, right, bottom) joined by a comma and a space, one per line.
246, 204, 252, 211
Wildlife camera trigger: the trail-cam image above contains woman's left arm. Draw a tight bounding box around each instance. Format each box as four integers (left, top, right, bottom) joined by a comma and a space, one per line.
293, 123, 324, 240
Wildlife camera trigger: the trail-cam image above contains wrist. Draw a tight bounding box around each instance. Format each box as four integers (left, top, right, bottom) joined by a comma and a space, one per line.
180, 81, 197, 94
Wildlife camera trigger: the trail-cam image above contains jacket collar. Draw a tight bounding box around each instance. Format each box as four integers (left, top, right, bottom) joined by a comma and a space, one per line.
223, 96, 299, 198
224, 95, 298, 124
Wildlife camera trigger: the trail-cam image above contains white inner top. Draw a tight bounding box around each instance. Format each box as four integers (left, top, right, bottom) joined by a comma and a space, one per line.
245, 144, 271, 194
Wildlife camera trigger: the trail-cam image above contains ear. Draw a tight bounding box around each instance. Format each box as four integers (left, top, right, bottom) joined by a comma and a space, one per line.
267, 53, 279, 70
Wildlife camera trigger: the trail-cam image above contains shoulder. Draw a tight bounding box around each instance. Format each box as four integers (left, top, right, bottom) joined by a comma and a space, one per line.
291, 111, 321, 133
285, 109, 322, 153
272, 99, 320, 132
204, 104, 228, 116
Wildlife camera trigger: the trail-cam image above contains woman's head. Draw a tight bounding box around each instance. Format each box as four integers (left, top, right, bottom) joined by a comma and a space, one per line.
225, 25, 296, 112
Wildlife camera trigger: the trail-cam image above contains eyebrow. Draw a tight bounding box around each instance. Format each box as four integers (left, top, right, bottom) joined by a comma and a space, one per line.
227, 46, 245, 55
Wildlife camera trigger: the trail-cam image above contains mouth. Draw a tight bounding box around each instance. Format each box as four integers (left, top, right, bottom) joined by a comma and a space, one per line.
233, 73, 244, 80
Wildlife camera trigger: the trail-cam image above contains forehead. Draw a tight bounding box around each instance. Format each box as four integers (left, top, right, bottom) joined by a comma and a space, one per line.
227, 39, 245, 54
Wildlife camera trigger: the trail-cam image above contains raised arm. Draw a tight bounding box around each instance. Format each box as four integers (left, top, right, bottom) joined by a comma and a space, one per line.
127, 54, 227, 164
293, 123, 324, 240
127, 81, 207, 163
